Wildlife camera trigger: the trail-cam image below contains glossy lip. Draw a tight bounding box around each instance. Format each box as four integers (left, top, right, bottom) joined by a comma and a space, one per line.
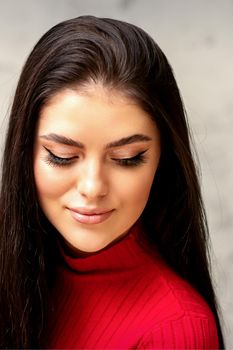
68, 207, 115, 225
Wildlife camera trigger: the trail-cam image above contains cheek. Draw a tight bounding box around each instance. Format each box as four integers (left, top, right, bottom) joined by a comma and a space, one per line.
34, 159, 69, 200
117, 167, 156, 210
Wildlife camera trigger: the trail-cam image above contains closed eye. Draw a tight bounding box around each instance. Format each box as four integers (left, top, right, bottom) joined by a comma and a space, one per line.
111, 150, 148, 167
43, 147, 148, 168
43, 147, 77, 167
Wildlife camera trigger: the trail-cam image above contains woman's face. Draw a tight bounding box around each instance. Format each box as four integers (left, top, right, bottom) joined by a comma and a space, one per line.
33, 86, 161, 255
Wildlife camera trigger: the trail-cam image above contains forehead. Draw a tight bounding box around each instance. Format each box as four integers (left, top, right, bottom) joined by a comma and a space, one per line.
38, 87, 158, 141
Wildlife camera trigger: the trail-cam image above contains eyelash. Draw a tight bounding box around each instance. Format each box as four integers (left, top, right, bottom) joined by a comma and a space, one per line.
111, 151, 147, 167
43, 147, 147, 168
44, 147, 77, 167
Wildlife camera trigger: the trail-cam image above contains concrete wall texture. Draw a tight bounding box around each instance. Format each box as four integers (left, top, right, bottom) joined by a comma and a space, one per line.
0, 0, 232, 347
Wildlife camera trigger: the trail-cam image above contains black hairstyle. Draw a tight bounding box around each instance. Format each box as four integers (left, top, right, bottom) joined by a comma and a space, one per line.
0, 15, 224, 348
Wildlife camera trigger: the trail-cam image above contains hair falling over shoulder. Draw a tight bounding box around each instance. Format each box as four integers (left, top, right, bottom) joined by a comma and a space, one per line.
0, 15, 224, 348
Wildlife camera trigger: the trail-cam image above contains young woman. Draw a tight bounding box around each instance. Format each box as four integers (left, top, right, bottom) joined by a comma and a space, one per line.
0, 16, 224, 349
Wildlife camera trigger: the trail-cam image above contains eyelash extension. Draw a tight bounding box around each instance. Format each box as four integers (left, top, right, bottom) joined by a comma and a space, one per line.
43, 147, 76, 167
112, 150, 148, 167
44, 147, 148, 168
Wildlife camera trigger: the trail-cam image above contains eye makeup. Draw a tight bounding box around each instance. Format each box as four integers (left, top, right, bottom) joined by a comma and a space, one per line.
43, 147, 78, 167
43, 147, 148, 168
111, 150, 148, 167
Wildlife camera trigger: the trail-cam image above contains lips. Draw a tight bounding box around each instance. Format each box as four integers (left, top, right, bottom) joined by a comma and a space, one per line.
69, 207, 114, 224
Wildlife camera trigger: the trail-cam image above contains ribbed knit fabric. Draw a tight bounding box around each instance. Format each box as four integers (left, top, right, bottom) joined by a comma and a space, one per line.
45, 223, 219, 349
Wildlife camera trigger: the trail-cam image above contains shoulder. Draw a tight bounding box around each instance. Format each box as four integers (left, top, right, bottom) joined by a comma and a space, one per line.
136, 250, 219, 348
137, 313, 219, 349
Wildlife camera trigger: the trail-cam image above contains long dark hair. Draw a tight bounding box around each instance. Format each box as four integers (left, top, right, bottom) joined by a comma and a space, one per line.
0, 15, 224, 348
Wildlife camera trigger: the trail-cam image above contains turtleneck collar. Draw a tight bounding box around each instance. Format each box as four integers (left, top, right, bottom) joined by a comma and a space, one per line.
59, 221, 156, 273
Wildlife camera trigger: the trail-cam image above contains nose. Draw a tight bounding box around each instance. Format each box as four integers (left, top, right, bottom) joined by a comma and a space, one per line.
77, 159, 108, 200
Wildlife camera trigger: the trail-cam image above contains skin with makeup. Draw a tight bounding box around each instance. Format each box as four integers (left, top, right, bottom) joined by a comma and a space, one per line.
34, 87, 160, 255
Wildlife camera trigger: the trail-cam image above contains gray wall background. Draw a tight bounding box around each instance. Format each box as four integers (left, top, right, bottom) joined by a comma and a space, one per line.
0, 0, 232, 347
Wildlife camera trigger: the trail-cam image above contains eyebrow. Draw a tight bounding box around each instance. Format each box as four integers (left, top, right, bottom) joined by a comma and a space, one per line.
40, 133, 152, 149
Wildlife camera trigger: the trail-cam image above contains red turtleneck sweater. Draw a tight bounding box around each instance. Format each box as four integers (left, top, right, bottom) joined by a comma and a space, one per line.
45, 224, 219, 349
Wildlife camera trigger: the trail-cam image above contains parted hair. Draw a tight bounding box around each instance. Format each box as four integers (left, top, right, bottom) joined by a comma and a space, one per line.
0, 15, 224, 348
